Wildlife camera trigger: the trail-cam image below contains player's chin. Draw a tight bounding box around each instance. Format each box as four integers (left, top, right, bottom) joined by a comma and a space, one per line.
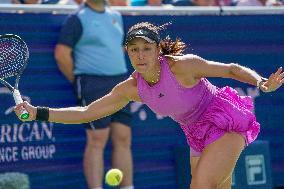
135, 66, 147, 74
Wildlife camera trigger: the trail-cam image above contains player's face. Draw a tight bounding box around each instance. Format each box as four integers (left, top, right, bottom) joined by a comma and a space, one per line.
126, 38, 160, 74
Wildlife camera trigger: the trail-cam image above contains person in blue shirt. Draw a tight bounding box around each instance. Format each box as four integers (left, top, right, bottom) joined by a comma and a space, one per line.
54, 0, 134, 189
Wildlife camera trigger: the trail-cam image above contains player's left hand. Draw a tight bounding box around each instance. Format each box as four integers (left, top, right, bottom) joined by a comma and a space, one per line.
260, 67, 284, 92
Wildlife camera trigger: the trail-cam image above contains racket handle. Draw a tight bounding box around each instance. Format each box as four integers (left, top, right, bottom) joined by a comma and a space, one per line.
13, 89, 29, 120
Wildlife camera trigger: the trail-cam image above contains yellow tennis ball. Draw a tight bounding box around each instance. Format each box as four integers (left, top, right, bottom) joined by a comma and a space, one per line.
105, 168, 123, 186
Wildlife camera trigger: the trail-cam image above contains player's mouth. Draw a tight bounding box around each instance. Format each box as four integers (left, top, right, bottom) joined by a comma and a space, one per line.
136, 63, 146, 67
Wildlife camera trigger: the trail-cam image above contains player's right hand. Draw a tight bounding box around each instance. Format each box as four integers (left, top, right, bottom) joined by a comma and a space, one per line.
14, 101, 36, 121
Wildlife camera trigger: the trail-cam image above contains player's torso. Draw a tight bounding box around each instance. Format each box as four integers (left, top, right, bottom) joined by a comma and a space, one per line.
137, 57, 217, 124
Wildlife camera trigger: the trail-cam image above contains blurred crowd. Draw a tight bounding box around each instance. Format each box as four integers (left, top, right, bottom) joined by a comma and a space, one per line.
1, 0, 283, 7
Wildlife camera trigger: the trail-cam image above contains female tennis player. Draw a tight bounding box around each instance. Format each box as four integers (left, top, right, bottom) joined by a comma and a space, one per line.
15, 22, 283, 189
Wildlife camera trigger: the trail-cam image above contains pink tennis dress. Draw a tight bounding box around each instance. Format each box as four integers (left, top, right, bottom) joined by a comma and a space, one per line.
136, 56, 260, 155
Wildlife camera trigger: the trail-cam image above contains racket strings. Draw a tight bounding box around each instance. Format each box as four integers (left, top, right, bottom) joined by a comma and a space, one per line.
0, 37, 29, 79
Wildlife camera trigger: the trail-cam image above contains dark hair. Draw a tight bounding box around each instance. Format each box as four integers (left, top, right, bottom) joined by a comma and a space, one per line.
126, 22, 187, 56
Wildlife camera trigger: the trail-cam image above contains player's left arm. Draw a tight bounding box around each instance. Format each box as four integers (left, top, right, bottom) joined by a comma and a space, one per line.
177, 54, 284, 92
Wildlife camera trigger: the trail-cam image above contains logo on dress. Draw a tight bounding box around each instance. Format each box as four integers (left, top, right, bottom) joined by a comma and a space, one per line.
158, 93, 164, 98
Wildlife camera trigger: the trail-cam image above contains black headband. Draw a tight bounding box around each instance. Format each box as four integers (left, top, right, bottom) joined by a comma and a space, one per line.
124, 28, 160, 45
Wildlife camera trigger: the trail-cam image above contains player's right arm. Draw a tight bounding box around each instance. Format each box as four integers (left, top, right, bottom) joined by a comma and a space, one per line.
14, 77, 139, 124
48, 79, 132, 124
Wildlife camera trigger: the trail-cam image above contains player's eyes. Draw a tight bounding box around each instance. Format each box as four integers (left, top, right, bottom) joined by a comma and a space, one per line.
130, 47, 151, 53
130, 48, 138, 52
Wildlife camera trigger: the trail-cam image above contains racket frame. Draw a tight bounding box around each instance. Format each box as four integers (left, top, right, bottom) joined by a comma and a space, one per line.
0, 34, 29, 119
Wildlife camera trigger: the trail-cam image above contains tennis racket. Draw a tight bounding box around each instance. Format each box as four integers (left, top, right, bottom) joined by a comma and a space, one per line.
0, 34, 29, 119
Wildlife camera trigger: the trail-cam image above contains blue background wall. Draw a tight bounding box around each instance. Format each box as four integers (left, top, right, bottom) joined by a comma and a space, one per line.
0, 13, 283, 189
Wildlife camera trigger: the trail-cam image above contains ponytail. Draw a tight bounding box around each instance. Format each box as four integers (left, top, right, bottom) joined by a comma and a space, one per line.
159, 36, 187, 56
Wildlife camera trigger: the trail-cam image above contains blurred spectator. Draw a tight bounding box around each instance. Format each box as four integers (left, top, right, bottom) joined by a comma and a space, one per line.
147, 0, 163, 5
131, 0, 173, 6
130, 0, 145, 5
12, 0, 40, 3
237, 0, 283, 6
0, 0, 13, 4
58, 0, 84, 4
170, 0, 194, 6
215, 0, 233, 5
171, 0, 212, 6
12, 0, 61, 4
172, 0, 233, 6
108, 0, 129, 6
192, 0, 215, 5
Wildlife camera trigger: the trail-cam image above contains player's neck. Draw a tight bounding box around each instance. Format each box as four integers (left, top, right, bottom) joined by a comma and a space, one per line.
143, 60, 161, 86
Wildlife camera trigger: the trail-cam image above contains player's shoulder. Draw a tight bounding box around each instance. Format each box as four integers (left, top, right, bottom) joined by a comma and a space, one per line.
166, 54, 199, 63
113, 74, 138, 101
166, 54, 200, 71
115, 75, 137, 92
123, 74, 137, 88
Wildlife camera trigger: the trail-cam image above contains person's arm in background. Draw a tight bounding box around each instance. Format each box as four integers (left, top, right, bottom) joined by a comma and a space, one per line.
54, 14, 82, 83
55, 45, 74, 82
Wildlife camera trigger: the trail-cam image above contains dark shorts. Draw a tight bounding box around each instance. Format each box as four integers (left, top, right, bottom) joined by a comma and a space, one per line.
74, 74, 132, 130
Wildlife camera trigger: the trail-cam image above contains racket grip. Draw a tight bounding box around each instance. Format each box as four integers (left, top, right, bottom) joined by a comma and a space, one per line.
13, 89, 29, 119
